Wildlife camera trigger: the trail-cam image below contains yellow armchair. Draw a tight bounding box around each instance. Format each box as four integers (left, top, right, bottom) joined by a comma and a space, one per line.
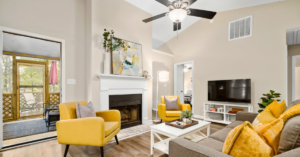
158, 96, 191, 122
56, 101, 120, 157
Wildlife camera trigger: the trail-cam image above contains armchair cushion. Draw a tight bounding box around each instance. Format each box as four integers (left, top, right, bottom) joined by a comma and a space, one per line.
105, 122, 119, 137
76, 101, 96, 118
166, 110, 181, 117
165, 96, 179, 110
57, 117, 105, 146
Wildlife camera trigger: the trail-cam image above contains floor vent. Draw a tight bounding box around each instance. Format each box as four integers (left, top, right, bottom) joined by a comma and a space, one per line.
229, 16, 252, 41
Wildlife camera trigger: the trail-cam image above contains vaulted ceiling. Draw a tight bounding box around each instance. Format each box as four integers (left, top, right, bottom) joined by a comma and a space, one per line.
125, 0, 282, 49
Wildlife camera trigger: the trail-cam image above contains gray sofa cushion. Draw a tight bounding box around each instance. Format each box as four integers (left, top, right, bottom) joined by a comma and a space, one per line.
226, 121, 244, 129
198, 138, 224, 152
278, 115, 300, 154
209, 128, 232, 143
169, 137, 232, 157
236, 111, 258, 123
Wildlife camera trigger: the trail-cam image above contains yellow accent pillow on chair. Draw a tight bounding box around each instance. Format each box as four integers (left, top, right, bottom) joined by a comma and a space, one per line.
222, 121, 273, 157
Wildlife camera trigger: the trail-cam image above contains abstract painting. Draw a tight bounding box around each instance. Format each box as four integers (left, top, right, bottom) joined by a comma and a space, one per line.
111, 37, 143, 76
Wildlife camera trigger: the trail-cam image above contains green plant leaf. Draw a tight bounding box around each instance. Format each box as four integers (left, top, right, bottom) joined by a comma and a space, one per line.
258, 110, 263, 113
268, 99, 274, 104
260, 97, 268, 102
270, 90, 275, 94
258, 103, 265, 108
262, 102, 269, 107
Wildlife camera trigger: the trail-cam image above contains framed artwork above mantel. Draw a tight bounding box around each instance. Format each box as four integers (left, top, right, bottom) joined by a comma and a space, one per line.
111, 37, 143, 77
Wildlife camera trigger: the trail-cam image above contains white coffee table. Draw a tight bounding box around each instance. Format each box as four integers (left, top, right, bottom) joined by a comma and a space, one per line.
150, 120, 211, 155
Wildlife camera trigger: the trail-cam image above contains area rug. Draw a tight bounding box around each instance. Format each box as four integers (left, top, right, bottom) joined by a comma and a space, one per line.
108, 123, 154, 143
3, 119, 56, 140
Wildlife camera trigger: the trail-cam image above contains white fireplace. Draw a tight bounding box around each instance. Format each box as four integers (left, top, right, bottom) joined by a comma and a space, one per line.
96, 74, 152, 124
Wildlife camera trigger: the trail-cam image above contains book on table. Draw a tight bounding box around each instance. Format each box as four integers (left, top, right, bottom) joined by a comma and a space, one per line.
184, 134, 206, 142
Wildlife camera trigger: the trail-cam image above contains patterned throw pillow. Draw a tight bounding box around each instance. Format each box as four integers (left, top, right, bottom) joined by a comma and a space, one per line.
164, 96, 179, 110
76, 101, 96, 118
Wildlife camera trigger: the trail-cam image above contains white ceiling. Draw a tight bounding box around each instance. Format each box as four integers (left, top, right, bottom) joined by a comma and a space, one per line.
3, 33, 61, 58
125, 0, 282, 49
287, 27, 300, 46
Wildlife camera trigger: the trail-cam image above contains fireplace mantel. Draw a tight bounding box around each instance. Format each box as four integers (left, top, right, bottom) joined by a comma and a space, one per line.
96, 74, 152, 124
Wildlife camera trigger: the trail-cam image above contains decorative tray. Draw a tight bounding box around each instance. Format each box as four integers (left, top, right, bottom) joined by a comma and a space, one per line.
165, 119, 199, 129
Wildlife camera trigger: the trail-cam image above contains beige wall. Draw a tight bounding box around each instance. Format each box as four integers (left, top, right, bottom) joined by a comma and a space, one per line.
288, 44, 300, 103
85, 0, 153, 118
152, 51, 174, 111
184, 69, 192, 92
158, 0, 300, 116
296, 67, 300, 100
0, 0, 86, 102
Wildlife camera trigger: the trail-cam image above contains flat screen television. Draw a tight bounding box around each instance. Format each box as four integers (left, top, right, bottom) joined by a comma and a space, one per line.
208, 79, 251, 103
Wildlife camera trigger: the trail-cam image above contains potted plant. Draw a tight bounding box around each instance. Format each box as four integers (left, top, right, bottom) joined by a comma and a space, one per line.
102, 29, 130, 74
180, 110, 193, 123
258, 90, 281, 113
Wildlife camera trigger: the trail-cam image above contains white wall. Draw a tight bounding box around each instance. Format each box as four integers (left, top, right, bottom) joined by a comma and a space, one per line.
158, 0, 300, 115
85, 0, 153, 119
295, 67, 300, 100
0, 0, 86, 102
152, 50, 174, 110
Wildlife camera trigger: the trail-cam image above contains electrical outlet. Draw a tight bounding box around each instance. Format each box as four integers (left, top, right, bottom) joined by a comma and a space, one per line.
67, 79, 76, 85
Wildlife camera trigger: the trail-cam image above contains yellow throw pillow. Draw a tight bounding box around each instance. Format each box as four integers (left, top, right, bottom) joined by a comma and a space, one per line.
222, 121, 273, 157
252, 108, 277, 126
267, 100, 286, 118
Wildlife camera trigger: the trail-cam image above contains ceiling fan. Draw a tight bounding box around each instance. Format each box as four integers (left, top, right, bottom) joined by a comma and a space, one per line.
142, 0, 217, 31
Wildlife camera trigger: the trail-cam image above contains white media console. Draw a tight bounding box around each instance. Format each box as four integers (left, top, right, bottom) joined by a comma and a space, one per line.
203, 102, 252, 124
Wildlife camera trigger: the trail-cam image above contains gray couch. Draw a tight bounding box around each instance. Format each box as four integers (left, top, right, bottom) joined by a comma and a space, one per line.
169, 100, 300, 157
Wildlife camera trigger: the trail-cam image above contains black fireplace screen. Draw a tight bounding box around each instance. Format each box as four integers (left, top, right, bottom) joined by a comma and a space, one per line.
109, 94, 142, 128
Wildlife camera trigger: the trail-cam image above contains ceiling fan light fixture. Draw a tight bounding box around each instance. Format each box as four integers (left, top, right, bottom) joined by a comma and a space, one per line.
181, 2, 188, 9
169, 9, 187, 23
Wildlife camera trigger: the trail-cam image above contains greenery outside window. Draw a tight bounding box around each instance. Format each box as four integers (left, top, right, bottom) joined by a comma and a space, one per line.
2, 54, 13, 93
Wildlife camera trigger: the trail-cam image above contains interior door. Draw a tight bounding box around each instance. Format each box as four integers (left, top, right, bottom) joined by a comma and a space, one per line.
176, 64, 184, 104
17, 63, 45, 119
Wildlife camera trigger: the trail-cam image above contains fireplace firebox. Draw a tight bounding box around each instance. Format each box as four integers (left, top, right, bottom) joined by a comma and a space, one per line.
109, 94, 142, 129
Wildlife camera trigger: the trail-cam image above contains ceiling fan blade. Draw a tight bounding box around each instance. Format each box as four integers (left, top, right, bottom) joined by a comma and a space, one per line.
173, 22, 181, 31
142, 12, 167, 23
184, 0, 197, 7
188, 8, 217, 19
155, 0, 172, 7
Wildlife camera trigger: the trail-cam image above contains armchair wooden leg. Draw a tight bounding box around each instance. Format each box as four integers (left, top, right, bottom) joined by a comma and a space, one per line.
115, 135, 119, 145
100, 147, 104, 157
64, 145, 69, 157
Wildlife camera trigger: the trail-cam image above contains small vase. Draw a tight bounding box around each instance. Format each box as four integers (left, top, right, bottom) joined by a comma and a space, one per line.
182, 118, 188, 123
104, 52, 111, 74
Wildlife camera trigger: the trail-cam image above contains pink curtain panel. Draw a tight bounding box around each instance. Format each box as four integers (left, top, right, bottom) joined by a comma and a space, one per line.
49, 61, 58, 85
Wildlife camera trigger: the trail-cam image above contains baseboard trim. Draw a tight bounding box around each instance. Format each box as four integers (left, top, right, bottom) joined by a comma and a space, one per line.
193, 115, 204, 119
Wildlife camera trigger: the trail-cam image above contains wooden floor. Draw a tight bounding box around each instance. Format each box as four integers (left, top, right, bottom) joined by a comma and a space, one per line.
0, 121, 226, 157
